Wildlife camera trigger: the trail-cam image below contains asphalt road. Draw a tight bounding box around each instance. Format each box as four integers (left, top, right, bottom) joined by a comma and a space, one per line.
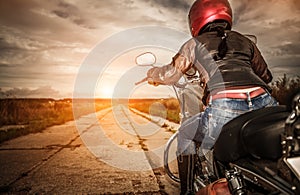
0, 104, 180, 194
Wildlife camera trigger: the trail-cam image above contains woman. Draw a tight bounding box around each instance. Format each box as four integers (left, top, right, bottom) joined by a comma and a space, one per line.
147, 0, 278, 194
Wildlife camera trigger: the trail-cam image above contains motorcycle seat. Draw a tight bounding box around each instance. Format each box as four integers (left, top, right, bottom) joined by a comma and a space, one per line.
214, 105, 289, 162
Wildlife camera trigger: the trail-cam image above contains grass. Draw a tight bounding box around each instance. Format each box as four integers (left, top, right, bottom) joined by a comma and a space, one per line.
271, 75, 300, 109
129, 98, 181, 124
0, 75, 298, 143
0, 98, 111, 143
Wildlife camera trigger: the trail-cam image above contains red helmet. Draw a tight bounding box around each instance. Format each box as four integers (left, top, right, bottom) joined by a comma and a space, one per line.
189, 0, 233, 37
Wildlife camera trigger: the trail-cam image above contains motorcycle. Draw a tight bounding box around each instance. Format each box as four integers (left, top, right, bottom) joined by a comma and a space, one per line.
135, 52, 300, 194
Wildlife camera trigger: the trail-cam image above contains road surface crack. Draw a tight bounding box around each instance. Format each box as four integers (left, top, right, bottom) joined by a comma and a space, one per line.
120, 106, 168, 195
0, 110, 111, 193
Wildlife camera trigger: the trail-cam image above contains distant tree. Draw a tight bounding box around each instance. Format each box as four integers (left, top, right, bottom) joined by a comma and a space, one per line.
271, 74, 300, 109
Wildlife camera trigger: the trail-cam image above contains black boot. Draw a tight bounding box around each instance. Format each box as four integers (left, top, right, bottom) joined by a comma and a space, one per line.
177, 154, 195, 195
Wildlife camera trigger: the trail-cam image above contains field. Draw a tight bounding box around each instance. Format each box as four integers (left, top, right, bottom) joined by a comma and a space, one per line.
0, 75, 298, 144
0, 98, 180, 143
129, 98, 181, 124
0, 98, 111, 143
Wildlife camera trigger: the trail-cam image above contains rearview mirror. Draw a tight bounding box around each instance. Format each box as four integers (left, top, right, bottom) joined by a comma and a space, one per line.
135, 52, 156, 66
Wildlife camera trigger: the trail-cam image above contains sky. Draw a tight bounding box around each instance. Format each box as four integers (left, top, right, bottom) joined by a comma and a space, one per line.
0, 0, 299, 98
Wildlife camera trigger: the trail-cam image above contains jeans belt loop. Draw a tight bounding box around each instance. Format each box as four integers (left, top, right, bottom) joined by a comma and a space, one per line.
208, 96, 212, 106
247, 92, 253, 108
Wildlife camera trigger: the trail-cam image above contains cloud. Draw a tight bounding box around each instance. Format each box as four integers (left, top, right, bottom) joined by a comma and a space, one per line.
292, 0, 300, 10
0, 0, 299, 98
229, 0, 300, 79
52, 10, 69, 19
0, 86, 61, 98
50, 1, 97, 29
230, 0, 300, 32
149, 0, 191, 10
268, 42, 300, 56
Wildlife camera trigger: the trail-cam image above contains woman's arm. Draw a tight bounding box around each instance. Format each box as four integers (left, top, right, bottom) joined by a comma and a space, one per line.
147, 39, 196, 86
250, 42, 273, 84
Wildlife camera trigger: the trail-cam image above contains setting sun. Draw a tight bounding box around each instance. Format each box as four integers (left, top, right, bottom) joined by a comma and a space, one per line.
99, 86, 114, 98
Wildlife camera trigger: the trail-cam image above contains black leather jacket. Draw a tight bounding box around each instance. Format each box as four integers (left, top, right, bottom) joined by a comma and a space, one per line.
147, 30, 273, 103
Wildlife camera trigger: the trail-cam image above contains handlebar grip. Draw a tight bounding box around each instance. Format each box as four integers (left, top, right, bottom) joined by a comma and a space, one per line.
135, 77, 148, 85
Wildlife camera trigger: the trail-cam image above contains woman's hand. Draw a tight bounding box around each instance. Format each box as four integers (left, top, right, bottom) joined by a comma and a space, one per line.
147, 77, 160, 86
147, 67, 161, 86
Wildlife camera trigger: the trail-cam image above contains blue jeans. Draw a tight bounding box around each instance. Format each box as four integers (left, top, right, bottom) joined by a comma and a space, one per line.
177, 92, 278, 155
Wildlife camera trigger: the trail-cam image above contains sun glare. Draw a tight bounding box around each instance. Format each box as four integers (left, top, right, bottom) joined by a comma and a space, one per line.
100, 86, 114, 98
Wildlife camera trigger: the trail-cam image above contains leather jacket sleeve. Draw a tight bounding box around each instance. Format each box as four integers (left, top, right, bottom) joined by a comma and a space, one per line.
250, 42, 273, 84
146, 39, 196, 85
